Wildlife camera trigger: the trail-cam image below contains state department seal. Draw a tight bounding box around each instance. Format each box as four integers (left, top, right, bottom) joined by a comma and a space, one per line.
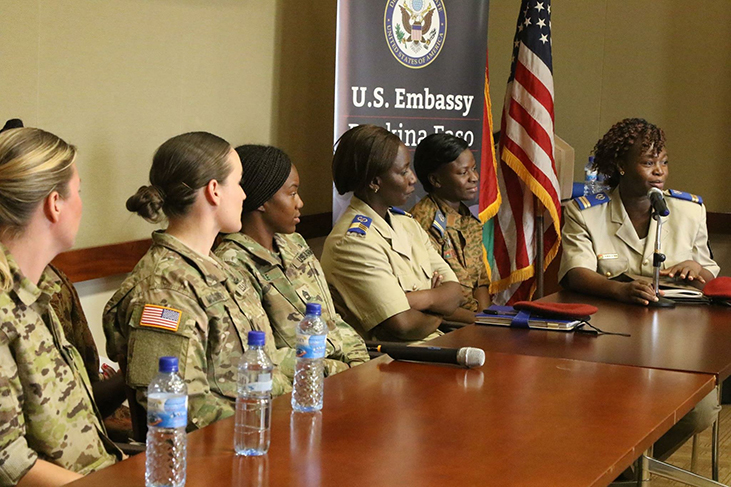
384, 0, 447, 69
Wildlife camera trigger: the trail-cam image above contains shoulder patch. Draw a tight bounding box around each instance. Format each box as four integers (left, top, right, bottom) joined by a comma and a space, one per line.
431, 209, 446, 237
347, 215, 372, 236
573, 191, 610, 210
139, 304, 182, 332
667, 189, 703, 205
389, 207, 412, 217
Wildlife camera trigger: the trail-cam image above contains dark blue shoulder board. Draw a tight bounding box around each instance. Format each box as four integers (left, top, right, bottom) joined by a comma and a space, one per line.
573, 191, 610, 210
667, 189, 703, 205
431, 209, 446, 237
347, 215, 372, 235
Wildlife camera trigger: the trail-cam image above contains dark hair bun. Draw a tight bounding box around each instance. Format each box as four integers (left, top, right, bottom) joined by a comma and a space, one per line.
126, 185, 165, 223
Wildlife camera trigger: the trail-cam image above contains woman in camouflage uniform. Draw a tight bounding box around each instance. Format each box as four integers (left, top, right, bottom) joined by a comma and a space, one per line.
103, 132, 291, 433
216, 145, 369, 375
0, 128, 120, 486
410, 133, 491, 323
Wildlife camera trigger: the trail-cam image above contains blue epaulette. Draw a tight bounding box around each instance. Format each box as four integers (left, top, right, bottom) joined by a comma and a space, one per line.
573, 191, 610, 210
667, 189, 703, 205
389, 207, 412, 217
347, 215, 372, 236
431, 209, 446, 237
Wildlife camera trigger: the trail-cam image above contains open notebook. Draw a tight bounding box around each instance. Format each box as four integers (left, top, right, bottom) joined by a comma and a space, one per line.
475, 305, 584, 332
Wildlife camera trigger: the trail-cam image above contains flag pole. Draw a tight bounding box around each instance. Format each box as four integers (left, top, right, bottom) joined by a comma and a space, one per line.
534, 196, 544, 299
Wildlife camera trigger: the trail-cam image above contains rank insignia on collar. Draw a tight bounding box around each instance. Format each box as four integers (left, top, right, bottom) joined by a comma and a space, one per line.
389, 207, 412, 217
347, 215, 372, 236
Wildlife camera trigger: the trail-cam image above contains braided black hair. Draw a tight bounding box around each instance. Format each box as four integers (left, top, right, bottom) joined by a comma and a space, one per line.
593, 118, 666, 188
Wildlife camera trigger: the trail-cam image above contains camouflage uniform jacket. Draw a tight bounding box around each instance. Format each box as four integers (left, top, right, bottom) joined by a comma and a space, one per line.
103, 231, 291, 432
47, 264, 100, 383
0, 246, 119, 486
216, 232, 369, 376
410, 195, 489, 312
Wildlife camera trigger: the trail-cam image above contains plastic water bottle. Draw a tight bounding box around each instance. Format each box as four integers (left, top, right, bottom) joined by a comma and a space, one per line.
235, 330, 273, 456
146, 356, 188, 487
291, 303, 328, 412
584, 156, 598, 196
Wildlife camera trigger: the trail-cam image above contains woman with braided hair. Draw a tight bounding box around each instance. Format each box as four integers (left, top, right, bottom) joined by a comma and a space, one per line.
559, 117, 719, 306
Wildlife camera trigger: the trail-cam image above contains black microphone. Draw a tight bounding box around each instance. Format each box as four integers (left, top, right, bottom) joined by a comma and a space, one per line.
648, 187, 669, 217
368, 343, 485, 368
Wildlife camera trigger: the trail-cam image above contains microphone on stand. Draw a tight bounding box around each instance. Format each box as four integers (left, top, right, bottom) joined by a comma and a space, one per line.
367, 343, 485, 368
648, 187, 669, 217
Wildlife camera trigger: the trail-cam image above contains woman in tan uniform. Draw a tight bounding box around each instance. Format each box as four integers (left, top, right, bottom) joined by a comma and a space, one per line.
560, 118, 719, 305
559, 118, 720, 462
103, 132, 291, 433
0, 128, 119, 486
321, 125, 462, 343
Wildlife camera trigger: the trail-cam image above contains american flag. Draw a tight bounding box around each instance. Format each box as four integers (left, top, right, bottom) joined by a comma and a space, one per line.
489, 0, 561, 304
140, 304, 182, 332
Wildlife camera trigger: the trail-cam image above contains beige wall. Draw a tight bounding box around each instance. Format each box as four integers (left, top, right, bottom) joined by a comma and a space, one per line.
0, 0, 319, 249
2, 1, 729, 252
488, 0, 731, 213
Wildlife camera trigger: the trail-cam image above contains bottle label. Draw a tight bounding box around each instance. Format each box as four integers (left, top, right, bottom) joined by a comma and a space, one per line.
245, 372, 273, 392
148, 394, 188, 428
296, 334, 327, 359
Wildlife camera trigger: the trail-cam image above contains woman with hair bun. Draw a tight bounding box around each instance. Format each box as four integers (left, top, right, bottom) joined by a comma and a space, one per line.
321, 125, 462, 343
216, 145, 369, 377
0, 127, 120, 486
103, 132, 291, 433
410, 133, 491, 323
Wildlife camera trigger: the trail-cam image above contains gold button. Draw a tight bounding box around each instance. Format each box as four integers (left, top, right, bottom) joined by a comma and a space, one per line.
643, 259, 649, 265
412, 284, 418, 291
606, 272, 612, 277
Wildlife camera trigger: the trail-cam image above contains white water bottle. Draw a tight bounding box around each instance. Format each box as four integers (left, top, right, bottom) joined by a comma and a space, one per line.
235, 330, 273, 456
146, 356, 188, 487
291, 303, 328, 412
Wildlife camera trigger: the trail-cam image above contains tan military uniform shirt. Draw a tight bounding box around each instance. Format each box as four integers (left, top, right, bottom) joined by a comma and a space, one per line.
560, 188, 720, 281
410, 195, 489, 312
0, 246, 119, 485
320, 196, 458, 342
216, 232, 369, 375
103, 231, 292, 432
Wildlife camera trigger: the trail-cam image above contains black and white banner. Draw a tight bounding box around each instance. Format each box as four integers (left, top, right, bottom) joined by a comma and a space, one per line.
333, 0, 490, 220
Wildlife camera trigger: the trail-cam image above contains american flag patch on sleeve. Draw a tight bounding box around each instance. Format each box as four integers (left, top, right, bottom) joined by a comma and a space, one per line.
139, 304, 182, 332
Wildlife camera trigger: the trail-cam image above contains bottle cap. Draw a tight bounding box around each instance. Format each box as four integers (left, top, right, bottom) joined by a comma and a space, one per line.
305, 302, 322, 316
159, 356, 179, 373
248, 330, 266, 346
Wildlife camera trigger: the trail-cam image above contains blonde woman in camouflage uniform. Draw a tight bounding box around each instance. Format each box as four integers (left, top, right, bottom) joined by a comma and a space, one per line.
216, 145, 369, 376
103, 132, 291, 433
0, 128, 120, 486
410, 133, 491, 323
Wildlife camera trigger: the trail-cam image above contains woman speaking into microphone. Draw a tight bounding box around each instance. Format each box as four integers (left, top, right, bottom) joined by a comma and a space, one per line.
559, 118, 719, 306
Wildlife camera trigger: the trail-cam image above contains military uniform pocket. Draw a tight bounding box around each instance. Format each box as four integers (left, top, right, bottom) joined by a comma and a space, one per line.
597, 255, 629, 279
127, 328, 189, 388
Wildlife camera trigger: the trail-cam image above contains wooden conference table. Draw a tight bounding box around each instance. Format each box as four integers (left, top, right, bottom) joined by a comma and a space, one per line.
462, 291, 731, 381
70, 326, 714, 487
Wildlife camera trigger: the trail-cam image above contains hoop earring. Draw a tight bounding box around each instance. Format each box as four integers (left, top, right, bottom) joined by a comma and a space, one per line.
619, 169, 625, 176
373, 187, 379, 194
